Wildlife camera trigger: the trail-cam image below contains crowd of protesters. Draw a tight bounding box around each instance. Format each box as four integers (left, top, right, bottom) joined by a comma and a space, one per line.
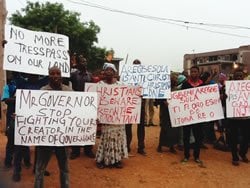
1, 50, 250, 187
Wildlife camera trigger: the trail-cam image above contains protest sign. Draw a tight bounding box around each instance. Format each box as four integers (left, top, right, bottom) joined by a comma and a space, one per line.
4, 25, 70, 77
119, 64, 171, 99
168, 84, 224, 127
225, 80, 250, 117
15, 89, 97, 146
85, 83, 142, 124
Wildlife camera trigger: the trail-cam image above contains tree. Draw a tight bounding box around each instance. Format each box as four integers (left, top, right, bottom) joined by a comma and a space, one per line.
9, 1, 106, 71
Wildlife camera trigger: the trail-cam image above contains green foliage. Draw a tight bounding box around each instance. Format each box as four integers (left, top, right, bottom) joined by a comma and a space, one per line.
9, 1, 107, 71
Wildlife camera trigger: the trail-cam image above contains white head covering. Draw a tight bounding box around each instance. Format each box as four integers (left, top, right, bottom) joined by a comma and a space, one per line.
103, 62, 117, 72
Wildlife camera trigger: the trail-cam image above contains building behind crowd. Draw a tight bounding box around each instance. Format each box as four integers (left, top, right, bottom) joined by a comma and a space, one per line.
183, 45, 250, 79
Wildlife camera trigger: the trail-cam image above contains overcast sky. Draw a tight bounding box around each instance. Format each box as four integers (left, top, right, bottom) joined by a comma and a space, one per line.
5, 0, 250, 71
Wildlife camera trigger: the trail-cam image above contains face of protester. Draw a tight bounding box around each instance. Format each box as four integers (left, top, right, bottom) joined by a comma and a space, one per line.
203, 74, 212, 84
77, 56, 87, 71
106, 53, 113, 62
133, 60, 141, 65
219, 77, 225, 85
219, 75, 226, 85
234, 71, 244, 80
49, 67, 62, 89
171, 75, 177, 89
104, 67, 115, 81
70, 53, 77, 67
190, 67, 199, 81
99, 70, 105, 80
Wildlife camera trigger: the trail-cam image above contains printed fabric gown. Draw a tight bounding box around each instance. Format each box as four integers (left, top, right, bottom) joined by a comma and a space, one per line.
95, 80, 128, 166
96, 125, 128, 165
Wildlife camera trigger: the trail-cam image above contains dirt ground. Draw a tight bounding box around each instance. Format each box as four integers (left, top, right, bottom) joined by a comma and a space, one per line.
0, 108, 250, 188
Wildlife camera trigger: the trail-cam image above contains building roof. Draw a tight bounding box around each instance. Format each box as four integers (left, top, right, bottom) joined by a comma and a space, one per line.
184, 45, 250, 59
197, 60, 234, 66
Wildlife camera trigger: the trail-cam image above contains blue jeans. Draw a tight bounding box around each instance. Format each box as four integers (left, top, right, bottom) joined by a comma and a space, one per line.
34, 146, 69, 188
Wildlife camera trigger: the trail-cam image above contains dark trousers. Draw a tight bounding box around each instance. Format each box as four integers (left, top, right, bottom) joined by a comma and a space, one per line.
125, 123, 145, 151
137, 123, 145, 150
138, 99, 146, 151
4, 123, 14, 166
125, 99, 146, 152
34, 146, 69, 188
34, 147, 38, 173
183, 124, 203, 159
13, 145, 30, 175
34, 147, 42, 173
125, 124, 132, 152
202, 121, 216, 143
71, 145, 93, 155
228, 119, 250, 161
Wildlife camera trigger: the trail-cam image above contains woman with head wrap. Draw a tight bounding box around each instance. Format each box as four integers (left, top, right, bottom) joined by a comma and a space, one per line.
95, 63, 128, 169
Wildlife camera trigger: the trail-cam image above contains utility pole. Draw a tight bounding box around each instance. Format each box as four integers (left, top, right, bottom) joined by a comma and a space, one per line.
0, 0, 7, 132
